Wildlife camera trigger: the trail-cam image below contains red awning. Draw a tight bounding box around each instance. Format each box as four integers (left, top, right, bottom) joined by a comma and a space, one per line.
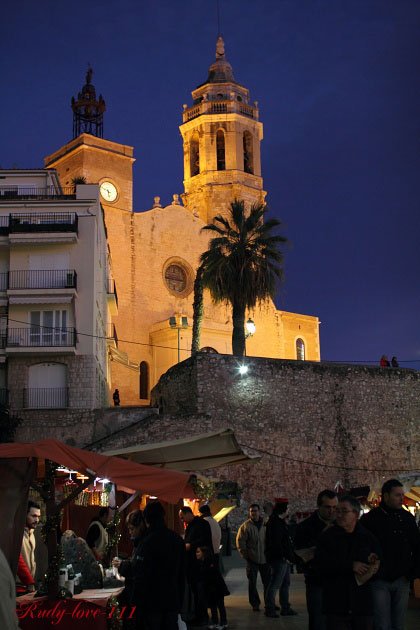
0, 439, 194, 504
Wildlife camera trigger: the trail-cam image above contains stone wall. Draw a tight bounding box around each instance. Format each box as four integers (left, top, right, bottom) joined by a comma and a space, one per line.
148, 354, 420, 510
14, 405, 159, 447
13, 353, 420, 517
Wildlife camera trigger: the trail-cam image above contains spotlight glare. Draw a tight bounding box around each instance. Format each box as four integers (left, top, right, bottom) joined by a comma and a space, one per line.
239, 365, 248, 375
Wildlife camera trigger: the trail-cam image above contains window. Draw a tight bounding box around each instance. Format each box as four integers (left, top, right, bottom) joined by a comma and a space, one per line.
190, 134, 200, 177
243, 131, 254, 174
30, 310, 68, 346
139, 362, 149, 400
216, 130, 226, 171
164, 265, 187, 293
296, 338, 305, 361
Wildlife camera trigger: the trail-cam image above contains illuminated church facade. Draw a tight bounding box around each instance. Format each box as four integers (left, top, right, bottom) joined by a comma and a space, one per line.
44, 38, 320, 406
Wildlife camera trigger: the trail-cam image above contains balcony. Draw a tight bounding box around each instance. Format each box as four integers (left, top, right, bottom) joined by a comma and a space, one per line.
9, 212, 78, 233
107, 279, 118, 315
8, 269, 77, 290
14, 387, 69, 409
6, 327, 77, 353
0, 388, 8, 407
0, 272, 8, 291
183, 99, 259, 123
106, 323, 118, 349
0, 186, 76, 200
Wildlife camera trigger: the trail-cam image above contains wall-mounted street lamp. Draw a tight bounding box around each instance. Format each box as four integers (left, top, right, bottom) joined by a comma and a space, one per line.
245, 318, 256, 338
169, 315, 188, 363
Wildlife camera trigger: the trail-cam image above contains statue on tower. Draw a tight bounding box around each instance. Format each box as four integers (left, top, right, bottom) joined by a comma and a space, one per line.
71, 67, 105, 139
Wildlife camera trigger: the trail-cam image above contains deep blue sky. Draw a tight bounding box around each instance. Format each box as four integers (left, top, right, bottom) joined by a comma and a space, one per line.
1, 1, 419, 368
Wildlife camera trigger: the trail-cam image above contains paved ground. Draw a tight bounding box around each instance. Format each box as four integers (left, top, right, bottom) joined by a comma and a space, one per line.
218, 551, 420, 629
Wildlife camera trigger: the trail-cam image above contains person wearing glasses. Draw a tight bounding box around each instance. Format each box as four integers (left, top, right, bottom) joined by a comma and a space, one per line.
314, 495, 381, 630
236, 504, 270, 612
294, 490, 338, 630
361, 479, 420, 630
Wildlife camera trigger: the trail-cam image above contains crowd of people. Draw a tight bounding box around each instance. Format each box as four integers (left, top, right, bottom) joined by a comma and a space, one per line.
236, 480, 420, 630
6, 477, 420, 630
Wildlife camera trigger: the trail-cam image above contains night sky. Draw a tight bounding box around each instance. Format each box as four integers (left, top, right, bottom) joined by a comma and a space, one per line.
2, 1, 419, 369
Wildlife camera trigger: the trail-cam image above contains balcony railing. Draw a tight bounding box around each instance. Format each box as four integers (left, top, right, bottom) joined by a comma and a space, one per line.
7, 327, 77, 348
22, 387, 69, 408
8, 213, 78, 233
107, 279, 118, 308
183, 99, 259, 122
0, 388, 8, 407
107, 323, 118, 347
0, 272, 8, 291
9, 269, 77, 290
0, 186, 76, 200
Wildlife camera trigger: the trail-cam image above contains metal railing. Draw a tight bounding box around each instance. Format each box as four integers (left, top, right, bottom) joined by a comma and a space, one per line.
0, 272, 8, 291
0, 186, 76, 200
9, 269, 77, 290
9, 213, 78, 233
107, 323, 118, 347
23, 387, 68, 408
7, 327, 77, 347
107, 279, 118, 308
0, 388, 8, 407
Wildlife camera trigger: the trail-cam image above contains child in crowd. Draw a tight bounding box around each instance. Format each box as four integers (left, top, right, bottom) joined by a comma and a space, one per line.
196, 546, 229, 630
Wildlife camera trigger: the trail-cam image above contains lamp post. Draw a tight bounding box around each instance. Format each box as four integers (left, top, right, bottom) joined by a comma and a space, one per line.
169, 315, 188, 363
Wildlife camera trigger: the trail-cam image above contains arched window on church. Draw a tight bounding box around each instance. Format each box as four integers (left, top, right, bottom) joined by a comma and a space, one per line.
216, 130, 226, 171
296, 338, 305, 361
190, 134, 200, 177
139, 361, 149, 400
243, 131, 253, 174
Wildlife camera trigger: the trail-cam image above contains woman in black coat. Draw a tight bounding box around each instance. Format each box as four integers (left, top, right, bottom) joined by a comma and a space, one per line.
196, 546, 229, 629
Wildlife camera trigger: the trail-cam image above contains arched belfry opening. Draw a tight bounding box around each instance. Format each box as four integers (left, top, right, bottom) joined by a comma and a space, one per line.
190, 134, 200, 177
216, 130, 226, 170
71, 67, 105, 139
243, 131, 253, 174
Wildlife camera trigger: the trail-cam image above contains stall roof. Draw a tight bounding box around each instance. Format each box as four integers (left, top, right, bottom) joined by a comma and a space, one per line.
0, 439, 193, 503
102, 428, 260, 471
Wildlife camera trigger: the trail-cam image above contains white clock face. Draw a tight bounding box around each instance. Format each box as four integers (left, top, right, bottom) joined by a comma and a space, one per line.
100, 181, 118, 202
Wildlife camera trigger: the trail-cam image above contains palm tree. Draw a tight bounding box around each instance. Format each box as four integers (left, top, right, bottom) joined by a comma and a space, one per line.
200, 199, 288, 356
191, 265, 204, 355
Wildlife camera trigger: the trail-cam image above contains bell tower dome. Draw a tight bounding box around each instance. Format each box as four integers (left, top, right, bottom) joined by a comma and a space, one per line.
180, 37, 266, 223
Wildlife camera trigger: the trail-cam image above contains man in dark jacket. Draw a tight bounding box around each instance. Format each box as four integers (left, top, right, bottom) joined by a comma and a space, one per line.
360, 479, 420, 630
133, 501, 185, 630
294, 489, 337, 630
315, 495, 381, 630
179, 506, 212, 624
264, 500, 298, 618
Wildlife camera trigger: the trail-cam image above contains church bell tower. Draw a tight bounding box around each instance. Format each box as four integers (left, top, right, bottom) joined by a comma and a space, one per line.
180, 37, 266, 223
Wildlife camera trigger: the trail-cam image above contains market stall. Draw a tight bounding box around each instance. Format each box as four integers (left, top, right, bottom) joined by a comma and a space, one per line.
0, 438, 194, 619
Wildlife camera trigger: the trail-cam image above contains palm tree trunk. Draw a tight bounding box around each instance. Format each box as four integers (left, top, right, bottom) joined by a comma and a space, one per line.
191, 266, 204, 355
232, 300, 246, 356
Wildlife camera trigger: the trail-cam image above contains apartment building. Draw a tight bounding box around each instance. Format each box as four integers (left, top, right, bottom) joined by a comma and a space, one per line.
0, 168, 117, 410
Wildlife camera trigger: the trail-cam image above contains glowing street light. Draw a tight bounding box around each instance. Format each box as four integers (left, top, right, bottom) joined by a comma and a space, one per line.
169, 315, 188, 363
245, 318, 256, 338
239, 365, 248, 375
